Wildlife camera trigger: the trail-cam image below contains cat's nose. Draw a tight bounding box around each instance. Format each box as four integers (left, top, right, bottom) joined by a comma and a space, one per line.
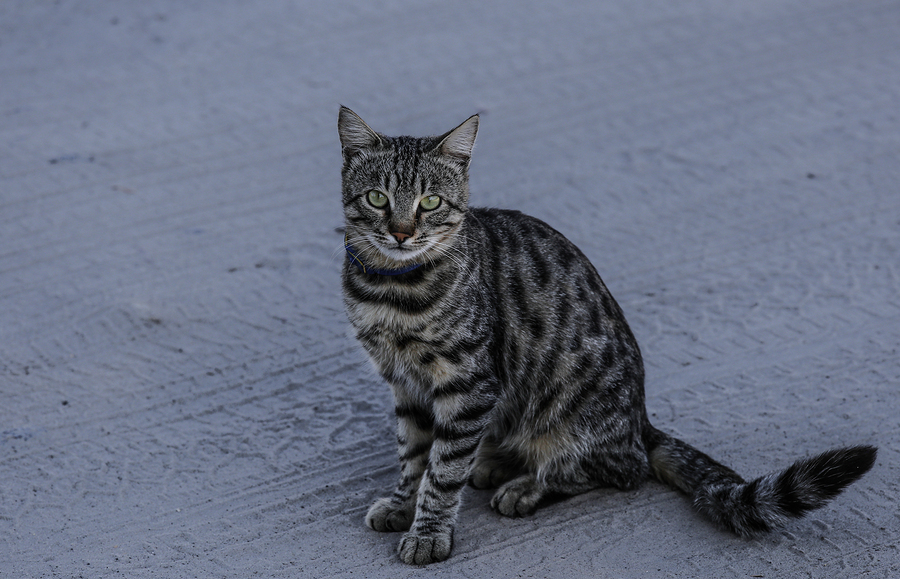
391, 231, 412, 244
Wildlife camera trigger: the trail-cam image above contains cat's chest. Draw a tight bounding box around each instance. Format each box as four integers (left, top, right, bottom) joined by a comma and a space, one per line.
347, 294, 434, 335
350, 301, 439, 358
347, 297, 460, 386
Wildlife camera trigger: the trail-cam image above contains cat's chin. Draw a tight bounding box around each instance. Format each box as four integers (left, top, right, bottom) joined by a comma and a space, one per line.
379, 244, 429, 263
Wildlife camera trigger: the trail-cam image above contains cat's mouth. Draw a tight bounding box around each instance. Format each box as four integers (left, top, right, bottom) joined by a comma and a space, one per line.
373, 234, 433, 263
380, 242, 426, 261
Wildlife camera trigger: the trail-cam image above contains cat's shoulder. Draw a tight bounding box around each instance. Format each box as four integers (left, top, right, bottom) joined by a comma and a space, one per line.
468, 206, 566, 241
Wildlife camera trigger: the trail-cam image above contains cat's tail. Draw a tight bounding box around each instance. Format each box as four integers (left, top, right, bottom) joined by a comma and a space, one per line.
643, 425, 876, 536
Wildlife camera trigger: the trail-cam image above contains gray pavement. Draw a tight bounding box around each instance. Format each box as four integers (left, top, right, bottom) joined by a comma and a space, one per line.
1, 1, 898, 577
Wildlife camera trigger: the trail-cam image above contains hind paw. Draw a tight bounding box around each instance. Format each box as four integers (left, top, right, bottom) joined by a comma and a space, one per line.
470, 461, 515, 489
491, 475, 545, 517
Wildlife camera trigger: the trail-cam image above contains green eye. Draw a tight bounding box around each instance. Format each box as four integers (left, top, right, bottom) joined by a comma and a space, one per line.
419, 195, 441, 211
366, 190, 388, 208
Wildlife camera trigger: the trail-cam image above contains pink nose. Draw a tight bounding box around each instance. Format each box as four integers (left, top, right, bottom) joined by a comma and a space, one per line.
391, 231, 411, 243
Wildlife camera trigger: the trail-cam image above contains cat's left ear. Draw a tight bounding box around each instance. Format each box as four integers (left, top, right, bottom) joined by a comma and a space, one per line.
436, 114, 479, 163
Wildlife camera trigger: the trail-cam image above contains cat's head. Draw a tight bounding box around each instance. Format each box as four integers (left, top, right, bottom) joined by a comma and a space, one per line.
338, 106, 478, 268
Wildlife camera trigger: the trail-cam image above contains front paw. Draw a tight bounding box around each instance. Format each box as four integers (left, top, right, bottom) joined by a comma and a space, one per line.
365, 497, 414, 532
398, 528, 453, 565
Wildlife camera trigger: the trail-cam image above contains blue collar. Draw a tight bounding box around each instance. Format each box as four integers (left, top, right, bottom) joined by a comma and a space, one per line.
344, 236, 424, 276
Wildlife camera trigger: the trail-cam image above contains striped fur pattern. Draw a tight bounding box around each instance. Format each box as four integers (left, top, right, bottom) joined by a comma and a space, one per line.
337, 106, 877, 565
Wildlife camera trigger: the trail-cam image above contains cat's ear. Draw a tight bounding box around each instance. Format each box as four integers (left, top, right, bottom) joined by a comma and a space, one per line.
338, 106, 382, 156
436, 114, 479, 163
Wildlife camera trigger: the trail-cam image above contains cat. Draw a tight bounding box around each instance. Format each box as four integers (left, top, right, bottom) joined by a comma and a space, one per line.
337, 105, 877, 565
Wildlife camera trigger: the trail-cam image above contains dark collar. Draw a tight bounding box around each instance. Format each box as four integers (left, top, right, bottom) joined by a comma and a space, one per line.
344, 236, 423, 276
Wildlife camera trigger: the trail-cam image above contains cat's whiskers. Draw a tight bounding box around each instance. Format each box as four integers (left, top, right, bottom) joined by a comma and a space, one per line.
425, 238, 467, 271
336, 233, 387, 269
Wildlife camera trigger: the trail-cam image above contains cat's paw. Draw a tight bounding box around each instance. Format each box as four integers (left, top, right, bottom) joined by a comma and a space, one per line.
398, 528, 453, 565
491, 475, 544, 517
365, 497, 414, 532
469, 461, 514, 489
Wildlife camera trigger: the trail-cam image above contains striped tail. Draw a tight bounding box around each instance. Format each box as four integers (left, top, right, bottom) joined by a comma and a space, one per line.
644, 425, 877, 536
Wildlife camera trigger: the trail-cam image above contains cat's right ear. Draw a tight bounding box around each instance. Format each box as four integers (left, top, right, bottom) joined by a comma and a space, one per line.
338, 106, 382, 158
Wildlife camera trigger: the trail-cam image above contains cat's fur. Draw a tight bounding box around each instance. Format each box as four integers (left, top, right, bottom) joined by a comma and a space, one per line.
337, 106, 876, 565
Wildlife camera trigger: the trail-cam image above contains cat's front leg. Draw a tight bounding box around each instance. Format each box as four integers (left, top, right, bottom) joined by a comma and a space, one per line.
366, 402, 433, 533
398, 388, 495, 565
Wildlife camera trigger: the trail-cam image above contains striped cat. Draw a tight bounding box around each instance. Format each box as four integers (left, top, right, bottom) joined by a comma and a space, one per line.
337, 106, 876, 565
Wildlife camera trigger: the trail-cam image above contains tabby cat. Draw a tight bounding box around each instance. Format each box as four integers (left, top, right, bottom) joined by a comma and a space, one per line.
337, 106, 876, 565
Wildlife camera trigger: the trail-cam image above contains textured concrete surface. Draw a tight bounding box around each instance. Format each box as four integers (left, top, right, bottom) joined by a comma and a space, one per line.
1, 1, 898, 577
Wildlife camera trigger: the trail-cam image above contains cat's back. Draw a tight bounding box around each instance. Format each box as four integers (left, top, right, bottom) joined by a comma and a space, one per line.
467, 206, 604, 293
466, 205, 632, 351
464, 206, 642, 431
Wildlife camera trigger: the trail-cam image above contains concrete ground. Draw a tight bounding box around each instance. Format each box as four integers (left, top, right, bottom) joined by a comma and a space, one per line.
1, 1, 898, 577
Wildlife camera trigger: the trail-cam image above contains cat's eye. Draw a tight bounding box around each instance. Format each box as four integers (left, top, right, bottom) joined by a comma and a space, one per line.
419, 195, 441, 211
367, 190, 389, 208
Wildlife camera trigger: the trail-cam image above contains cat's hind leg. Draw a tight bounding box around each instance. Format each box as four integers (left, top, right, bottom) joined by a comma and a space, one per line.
490, 442, 650, 517
491, 470, 598, 517
491, 473, 546, 516
469, 437, 523, 489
